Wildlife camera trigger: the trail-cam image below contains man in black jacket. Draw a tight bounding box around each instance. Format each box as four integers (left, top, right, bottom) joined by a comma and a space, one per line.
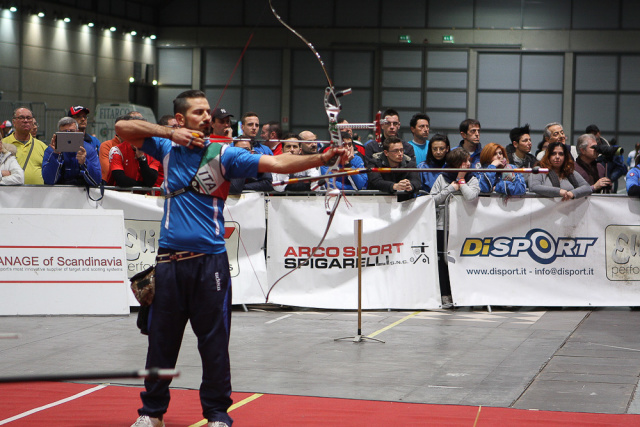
367, 136, 421, 201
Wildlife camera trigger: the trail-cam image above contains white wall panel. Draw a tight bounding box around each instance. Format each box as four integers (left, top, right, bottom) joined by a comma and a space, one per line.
478, 92, 519, 129
159, 49, 193, 86
575, 56, 617, 91
520, 93, 563, 131
574, 94, 616, 132
478, 54, 520, 90
521, 55, 564, 91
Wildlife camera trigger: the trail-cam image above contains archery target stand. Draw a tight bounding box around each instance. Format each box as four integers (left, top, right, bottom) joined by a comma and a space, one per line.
334, 219, 385, 344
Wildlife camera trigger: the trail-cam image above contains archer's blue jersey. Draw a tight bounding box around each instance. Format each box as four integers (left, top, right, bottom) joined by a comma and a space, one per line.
143, 137, 261, 254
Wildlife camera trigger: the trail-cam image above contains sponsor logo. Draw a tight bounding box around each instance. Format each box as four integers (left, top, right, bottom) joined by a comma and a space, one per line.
605, 225, 640, 281
282, 243, 412, 269
460, 228, 597, 265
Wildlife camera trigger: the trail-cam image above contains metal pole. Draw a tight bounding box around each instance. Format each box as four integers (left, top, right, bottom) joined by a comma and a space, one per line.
357, 219, 362, 336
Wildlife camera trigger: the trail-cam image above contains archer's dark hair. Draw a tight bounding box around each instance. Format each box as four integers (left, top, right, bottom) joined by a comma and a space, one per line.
173, 90, 207, 116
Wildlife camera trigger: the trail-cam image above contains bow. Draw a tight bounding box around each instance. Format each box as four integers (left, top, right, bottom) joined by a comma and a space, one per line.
265, 1, 389, 302
265, 1, 351, 302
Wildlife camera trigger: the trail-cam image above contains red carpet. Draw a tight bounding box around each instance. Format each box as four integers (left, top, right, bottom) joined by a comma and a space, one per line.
1, 382, 639, 426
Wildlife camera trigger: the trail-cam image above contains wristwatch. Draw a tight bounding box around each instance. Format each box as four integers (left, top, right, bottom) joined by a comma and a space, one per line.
138, 155, 147, 162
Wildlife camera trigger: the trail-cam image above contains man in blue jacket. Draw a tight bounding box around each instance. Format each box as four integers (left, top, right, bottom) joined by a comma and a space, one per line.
42, 117, 101, 186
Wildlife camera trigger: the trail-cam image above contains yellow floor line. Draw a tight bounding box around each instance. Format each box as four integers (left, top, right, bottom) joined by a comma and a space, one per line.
188, 393, 264, 427
366, 311, 421, 338
188, 312, 420, 426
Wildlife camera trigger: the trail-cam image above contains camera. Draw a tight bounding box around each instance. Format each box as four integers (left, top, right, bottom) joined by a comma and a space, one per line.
595, 145, 623, 162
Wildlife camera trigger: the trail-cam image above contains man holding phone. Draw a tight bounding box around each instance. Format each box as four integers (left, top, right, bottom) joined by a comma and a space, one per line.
42, 117, 101, 186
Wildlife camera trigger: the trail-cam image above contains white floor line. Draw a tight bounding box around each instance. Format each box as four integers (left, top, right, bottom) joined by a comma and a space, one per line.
590, 343, 640, 352
0, 383, 108, 425
265, 314, 292, 324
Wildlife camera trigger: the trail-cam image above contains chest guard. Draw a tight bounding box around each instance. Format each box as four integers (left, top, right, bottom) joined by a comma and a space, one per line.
190, 143, 230, 199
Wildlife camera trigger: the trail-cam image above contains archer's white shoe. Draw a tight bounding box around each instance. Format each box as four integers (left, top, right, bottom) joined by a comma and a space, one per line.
131, 415, 165, 427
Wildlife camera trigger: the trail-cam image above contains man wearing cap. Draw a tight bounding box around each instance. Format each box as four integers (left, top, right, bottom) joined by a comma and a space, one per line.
68, 105, 101, 154
210, 108, 233, 140
42, 117, 101, 186
2, 107, 48, 185
0, 120, 13, 138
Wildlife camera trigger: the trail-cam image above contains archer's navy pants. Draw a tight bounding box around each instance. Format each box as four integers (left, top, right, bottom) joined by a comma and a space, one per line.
139, 248, 233, 426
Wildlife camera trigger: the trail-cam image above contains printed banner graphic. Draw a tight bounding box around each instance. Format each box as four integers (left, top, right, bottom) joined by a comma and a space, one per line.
448, 195, 640, 306
266, 195, 440, 309
0, 209, 129, 315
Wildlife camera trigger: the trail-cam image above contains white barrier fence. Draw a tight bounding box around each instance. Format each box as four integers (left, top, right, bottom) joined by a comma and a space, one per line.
1, 187, 638, 313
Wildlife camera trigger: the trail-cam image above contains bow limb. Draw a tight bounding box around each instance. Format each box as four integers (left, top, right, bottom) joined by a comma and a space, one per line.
266, 0, 344, 302
269, 0, 333, 87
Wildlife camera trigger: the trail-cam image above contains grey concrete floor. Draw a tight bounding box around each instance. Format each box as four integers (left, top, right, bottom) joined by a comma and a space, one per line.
1, 306, 640, 415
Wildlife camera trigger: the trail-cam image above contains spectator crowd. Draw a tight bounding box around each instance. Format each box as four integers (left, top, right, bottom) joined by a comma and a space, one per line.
1, 104, 632, 201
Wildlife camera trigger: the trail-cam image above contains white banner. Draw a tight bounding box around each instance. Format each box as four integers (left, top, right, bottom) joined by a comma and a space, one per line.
0, 188, 268, 309
448, 194, 640, 306
100, 190, 268, 305
0, 209, 129, 315
266, 195, 440, 309
224, 193, 269, 304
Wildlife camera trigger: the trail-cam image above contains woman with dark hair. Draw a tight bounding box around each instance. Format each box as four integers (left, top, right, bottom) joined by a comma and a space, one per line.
478, 142, 526, 195
418, 133, 450, 192
530, 142, 591, 201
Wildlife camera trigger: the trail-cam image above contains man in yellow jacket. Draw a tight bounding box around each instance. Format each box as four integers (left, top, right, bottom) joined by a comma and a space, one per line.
2, 107, 48, 185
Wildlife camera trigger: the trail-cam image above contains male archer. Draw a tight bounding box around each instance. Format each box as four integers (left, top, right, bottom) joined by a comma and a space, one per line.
117, 90, 348, 427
